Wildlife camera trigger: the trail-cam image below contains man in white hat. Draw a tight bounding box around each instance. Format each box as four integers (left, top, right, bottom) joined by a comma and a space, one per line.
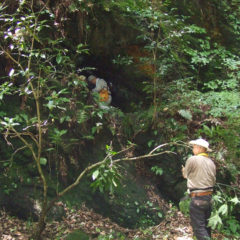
182, 138, 216, 240
88, 75, 112, 110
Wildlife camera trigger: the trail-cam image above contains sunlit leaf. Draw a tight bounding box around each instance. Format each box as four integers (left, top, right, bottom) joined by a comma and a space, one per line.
56, 54, 62, 64
230, 196, 240, 205
9, 68, 15, 77
112, 179, 117, 187
40, 157, 47, 165
218, 204, 228, 216
158, 212, 163, 218
92, 170, 99, 181
208, 212, 222, 229
178, 109, 192, 121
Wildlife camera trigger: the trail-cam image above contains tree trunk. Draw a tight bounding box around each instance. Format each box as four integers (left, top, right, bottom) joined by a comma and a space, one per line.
31, 210, 47, 240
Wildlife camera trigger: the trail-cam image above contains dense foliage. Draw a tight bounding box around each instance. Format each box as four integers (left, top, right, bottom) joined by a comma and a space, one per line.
0, 0, 240, 239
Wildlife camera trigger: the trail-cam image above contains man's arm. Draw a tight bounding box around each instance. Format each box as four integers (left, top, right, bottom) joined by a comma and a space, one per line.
182, 157, 194, 179
182, 165, 187, 179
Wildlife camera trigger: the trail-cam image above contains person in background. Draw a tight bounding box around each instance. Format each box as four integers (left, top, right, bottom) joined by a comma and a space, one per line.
182, 138, 216, 240
87, 75, 112, 110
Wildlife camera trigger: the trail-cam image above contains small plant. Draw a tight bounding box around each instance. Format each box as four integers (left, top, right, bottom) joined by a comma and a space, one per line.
97, 231, 126, 240
208, 189, 240, 238
151, 166, 163, 176
90, 145, 122, 194
179, 194, 190, 216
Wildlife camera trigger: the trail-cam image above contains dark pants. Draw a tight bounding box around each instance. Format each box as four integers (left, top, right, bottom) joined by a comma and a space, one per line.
190, 195, 212, 240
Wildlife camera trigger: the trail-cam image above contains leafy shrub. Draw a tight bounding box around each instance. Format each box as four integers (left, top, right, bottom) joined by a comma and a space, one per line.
209, 189, 240, 237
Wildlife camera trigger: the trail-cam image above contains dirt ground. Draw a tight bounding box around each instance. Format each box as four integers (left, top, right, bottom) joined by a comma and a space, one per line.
0, 203, 226, 240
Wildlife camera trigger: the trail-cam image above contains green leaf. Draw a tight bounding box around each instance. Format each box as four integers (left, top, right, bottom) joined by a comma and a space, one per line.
112, 179, 117, 187
69, 3, 77, 12
56, 54, 62, 64
148, 140, 154, 147
40, 157, 47, 165
218, 204, 228, 216
3, 162, 10, 167
208, 212, 222, 229
91, 126, 97, 135
92, 170, 99, 181
178, 109, 192, 121
151, 166, 163, 176
26, 178, 31, 183
9, 68, 15, 77
230, 196, 240, 205
46, 100, 55, 110
228, 220, 238, 234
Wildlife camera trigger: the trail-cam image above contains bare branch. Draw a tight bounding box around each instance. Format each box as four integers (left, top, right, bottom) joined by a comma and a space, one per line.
112, 143, 136, 156
6, 130, 39, 148
149, 143, 170, 155
3, 129, 13, 148
11, 127, 38, 162
0, 47, 24, 72
113, 150, 176, 164
9, 145, 27, 166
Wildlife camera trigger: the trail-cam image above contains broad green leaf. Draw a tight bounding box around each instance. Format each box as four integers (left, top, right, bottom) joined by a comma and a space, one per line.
151, 166, 163, 176
40, 157, 47, 165
228, 220, 238, 234
56, 54, 62, 64
1, 121, 7, 126
92, 170, 99, 181
230, 196, 240, 205
148, 140, 154, 147
178, 109, 192, 121
3, 162, 10, 167
218, 204, 228, 216
208, 212, 222, 229
46, 100, 55, 110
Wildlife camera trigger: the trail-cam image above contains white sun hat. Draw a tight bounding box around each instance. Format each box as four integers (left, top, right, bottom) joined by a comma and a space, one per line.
189, 138, 212, 152
88, 75, 96, 82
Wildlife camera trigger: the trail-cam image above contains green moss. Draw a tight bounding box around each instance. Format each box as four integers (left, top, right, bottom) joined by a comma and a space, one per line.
65, 230, 90, 240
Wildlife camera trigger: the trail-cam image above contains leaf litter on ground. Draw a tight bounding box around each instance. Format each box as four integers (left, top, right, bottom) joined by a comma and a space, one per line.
0, 203, 226, 239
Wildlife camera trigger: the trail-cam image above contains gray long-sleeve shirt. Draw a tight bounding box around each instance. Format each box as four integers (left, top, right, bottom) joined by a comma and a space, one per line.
183, 155, 216, 192
92, 78, 110, 94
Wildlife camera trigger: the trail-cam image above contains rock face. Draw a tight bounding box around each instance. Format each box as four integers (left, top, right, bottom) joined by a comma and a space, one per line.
0, 188, 40, 221
85, 164, 167, 229
0, 187, 66, 221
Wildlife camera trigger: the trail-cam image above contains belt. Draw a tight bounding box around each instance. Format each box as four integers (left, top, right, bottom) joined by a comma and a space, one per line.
190, 191, 213, 198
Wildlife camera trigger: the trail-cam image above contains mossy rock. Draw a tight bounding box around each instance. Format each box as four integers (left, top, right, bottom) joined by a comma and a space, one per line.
83, 162, 164, 229
62, 162, 164, 229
